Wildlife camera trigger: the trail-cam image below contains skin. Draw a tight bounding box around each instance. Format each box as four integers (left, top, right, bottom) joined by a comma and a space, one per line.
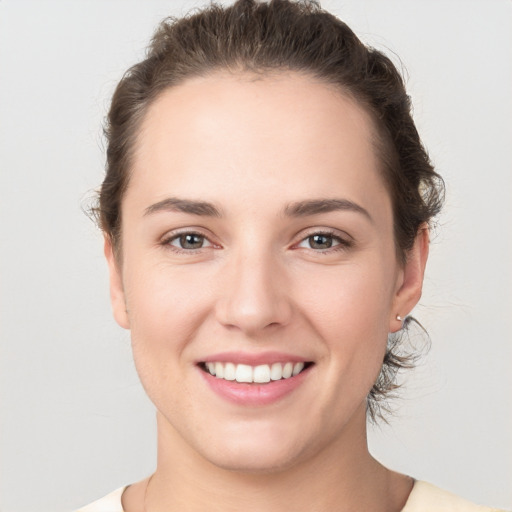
105, 71, 429, 512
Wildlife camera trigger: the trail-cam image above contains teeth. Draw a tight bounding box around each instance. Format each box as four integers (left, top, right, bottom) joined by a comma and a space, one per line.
282, 362, 293, 379
270, 362, 283, 381
205, 362, 307, 383
235, 364, 253, 383
253, 364, 271, 383
292, 362, 304, 376
215, 362, 224, 379
224, 362, 236, 381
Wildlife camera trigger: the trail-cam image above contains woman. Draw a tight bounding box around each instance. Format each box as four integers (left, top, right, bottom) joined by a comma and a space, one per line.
76, 1, 503, 510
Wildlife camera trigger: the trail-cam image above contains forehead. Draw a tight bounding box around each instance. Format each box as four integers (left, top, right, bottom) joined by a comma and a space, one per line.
127, 71, 389, 217
137, 71, 378, 159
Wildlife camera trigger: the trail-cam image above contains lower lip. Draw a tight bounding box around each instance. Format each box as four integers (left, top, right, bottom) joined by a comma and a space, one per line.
199, 366, 311, 406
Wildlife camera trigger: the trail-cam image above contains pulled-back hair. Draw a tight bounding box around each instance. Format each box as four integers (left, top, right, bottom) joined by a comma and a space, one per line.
94, 0, 444, 421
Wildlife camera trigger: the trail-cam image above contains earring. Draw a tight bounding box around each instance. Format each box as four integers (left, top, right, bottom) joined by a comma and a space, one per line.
396, 315, 403, 322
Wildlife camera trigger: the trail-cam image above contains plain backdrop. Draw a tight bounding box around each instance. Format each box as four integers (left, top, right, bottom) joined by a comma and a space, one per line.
0, 1, 511, 510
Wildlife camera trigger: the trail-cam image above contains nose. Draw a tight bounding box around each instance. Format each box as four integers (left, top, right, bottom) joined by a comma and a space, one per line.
215, 249, 293, 336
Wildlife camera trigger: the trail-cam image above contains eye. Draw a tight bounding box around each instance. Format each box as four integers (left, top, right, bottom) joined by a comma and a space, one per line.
296, 231, 351, 251
305, 234, 337, 250
167, 232, 213, 250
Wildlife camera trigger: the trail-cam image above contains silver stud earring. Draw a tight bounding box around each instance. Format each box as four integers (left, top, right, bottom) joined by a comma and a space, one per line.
396, 315, 402, 322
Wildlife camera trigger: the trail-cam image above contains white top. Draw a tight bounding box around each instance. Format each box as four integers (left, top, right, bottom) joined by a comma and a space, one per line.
74, 480, 507, 511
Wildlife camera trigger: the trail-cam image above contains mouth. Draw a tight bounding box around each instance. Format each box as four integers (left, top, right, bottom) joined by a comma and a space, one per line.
199, 361, 314, 384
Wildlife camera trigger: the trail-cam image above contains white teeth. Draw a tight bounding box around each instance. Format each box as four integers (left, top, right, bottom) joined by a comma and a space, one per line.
224, 362, 236, 381
292, 362, 304, 376
270, 362, 283, 381
215, 362, 224, 378
253, 364, 271, 383
205, 361, 307, 383
235, 364, 253, 383
282, 362, 293, 379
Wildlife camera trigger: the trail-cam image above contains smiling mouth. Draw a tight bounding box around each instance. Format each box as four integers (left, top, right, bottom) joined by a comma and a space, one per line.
199, 361, 313, 384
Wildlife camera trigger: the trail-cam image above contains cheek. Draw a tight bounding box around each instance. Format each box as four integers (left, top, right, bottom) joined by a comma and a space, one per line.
300, 259, 394, 329
125, 256, 212, 330
122, 263, 214, 390
297, 261, 394, 373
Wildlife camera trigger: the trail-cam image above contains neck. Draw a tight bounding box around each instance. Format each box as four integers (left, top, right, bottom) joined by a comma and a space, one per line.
141, 406, 412, 512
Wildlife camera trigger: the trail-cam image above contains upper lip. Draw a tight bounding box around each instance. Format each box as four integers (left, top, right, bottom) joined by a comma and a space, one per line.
198, 351, 312, 366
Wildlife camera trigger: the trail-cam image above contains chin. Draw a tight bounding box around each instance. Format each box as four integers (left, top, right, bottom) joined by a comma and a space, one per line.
191, 421, 319, 475
203, 443, 306, 475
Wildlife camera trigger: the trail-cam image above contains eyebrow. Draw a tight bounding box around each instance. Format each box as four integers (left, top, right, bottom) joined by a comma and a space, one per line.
284, 198, 373, 222
143, 196, 372, 222
144, 197, 222, 217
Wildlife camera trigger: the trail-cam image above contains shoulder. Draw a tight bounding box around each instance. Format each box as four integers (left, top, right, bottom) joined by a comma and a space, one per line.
73, 487, 126, 512
402, 481, 507, 512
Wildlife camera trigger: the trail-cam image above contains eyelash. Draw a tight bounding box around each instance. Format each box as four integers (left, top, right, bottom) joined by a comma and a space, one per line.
160, 230, 215, 254
295, 229, 353, 254
160, 229, 353, 254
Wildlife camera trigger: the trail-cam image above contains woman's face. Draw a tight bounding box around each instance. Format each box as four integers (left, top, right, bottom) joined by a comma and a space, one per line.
106, 72, 426, 472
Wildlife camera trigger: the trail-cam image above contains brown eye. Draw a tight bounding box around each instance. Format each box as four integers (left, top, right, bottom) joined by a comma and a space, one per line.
296, 232, 349, 252
308, 234, 334, 249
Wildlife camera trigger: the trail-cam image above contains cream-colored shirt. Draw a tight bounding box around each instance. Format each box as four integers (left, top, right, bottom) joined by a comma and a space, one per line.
75, 480, 507, 511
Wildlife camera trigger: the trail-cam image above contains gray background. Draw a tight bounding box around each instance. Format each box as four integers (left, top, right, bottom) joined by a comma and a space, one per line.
1, 1, 511, 510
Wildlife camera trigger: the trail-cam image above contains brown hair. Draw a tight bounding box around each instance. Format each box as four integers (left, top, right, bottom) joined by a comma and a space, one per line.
94, 0, 444, 421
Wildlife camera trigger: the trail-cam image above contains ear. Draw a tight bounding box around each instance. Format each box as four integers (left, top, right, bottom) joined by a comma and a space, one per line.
390, 225, 430, 333
104, 236, 130, 330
